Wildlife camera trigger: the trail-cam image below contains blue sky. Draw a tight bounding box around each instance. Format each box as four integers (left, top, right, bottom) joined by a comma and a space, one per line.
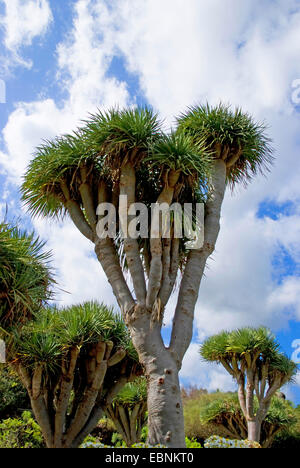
1, 0, 300, 404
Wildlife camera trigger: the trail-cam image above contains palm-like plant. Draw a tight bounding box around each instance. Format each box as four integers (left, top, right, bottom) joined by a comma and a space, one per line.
104, 377, 147, 446
21, 104, 273, 447
200, 393, 297, 448
200, 327, 298, 443
0, 222, 53, 327
177, 103, 273, 186
7, 301, 141, 448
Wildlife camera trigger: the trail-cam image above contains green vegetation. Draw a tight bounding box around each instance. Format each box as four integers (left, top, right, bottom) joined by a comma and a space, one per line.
104, 378, 147, 446
0, 367, 30, 420
0, 411, 44, 449
200, 327, 297, 443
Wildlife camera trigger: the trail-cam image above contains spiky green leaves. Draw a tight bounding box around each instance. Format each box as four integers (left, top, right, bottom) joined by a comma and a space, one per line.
10, 302, 137, 375
0, 223, 53, 327
178, 103, 274, 186
83, 107, 162, 157
200, 327, 297, 381
200, 393, 296, 428
21, 132, 102, 219
147, 132, 211, 185
21, 107, 162, 219
113, 378, 147, 407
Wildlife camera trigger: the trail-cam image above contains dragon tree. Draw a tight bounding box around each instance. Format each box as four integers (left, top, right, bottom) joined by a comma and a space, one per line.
22, 104, 273, 447
6, 302, 140, 448
200, 327, 297, 443
104, 378, 147, 446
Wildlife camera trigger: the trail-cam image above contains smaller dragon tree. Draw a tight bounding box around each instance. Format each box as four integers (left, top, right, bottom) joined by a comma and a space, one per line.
5, 302, 140, 448
199, 393, 297, 448
0, 222, 53, 327
200, 327, 298, 443
104, 377, 147, 446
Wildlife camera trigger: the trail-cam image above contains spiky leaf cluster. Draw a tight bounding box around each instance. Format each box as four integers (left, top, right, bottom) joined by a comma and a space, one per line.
200, 327, 297, 382
177, 103, 274, 186
0, 222, 53, 327
113, 378, 147, 408
9, 301, 138, 376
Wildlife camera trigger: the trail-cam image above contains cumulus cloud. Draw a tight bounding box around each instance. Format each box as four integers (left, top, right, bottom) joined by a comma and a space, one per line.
0, 0, 131, 307
181, 343, 237, 392
0, 0, 53, 68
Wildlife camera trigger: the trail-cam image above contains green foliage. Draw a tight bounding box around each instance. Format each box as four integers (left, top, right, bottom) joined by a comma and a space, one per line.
21, 107, 162, 219
0, 411, 44, 448
0, 222, 53, 327
111, 432, 126, 447
200, 393, 241, 426
200, 327, 276, 361
200, 393, 296, 428
147, 132, 211, 184
185, 437, 202, 448
83, 107, 162, 156
200, 326, 298, 382
183, 389, 236, 442
10, 301, 137, 376
177, 103, 274, 186
0, 366, 30, 420
113, 378, 147, 407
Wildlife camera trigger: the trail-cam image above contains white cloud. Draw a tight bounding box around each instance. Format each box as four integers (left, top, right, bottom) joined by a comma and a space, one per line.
0, 0, 53, 68
32, 217, 117, 307
180, 343, 237, 392
0, 0, 131, 307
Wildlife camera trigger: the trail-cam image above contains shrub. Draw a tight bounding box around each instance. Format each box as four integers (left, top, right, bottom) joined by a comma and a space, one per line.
0, 411, 44, 448
0, 366, 30, 420
185, 437, 202, 448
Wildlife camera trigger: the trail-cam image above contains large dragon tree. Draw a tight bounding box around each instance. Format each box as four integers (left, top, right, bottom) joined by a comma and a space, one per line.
200, 327, 297, 443
6, 302, 140, 448
22, 104, 273, 447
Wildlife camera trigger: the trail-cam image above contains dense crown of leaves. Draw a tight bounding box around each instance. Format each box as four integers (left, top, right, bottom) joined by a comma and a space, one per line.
21, 104, 272, 220
0, 222, 53, 327
177, 103, 274, 186
200, 327, 297, 380
9, 301, 138, 375
113, 378, 147, 407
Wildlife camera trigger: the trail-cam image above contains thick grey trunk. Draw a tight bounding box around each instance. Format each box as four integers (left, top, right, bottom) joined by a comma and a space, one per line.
127, 313, 185, 447
147, 358, 185, 448
247, 419, 261, 443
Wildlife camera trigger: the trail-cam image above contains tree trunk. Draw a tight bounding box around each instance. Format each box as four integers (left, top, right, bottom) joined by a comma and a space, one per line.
247, 419, 261, 443
128, 315, 185, 448
147, 357, 185, 447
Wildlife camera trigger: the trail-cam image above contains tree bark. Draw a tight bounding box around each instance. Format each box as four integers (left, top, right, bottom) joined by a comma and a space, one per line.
247, 419, 261, 443
127, 313, 185, 447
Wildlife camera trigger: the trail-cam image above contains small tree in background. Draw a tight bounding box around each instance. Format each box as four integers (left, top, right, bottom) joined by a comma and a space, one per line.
0, 222, 53, 327
22, 104, 273, 446
6, 302, 140, 448
200, 393, 297, 448
200, 327, 297, 443
104, 377, 147, 446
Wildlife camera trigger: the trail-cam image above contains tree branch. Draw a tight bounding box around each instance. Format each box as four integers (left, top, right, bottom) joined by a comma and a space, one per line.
170, 160, 227, 364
